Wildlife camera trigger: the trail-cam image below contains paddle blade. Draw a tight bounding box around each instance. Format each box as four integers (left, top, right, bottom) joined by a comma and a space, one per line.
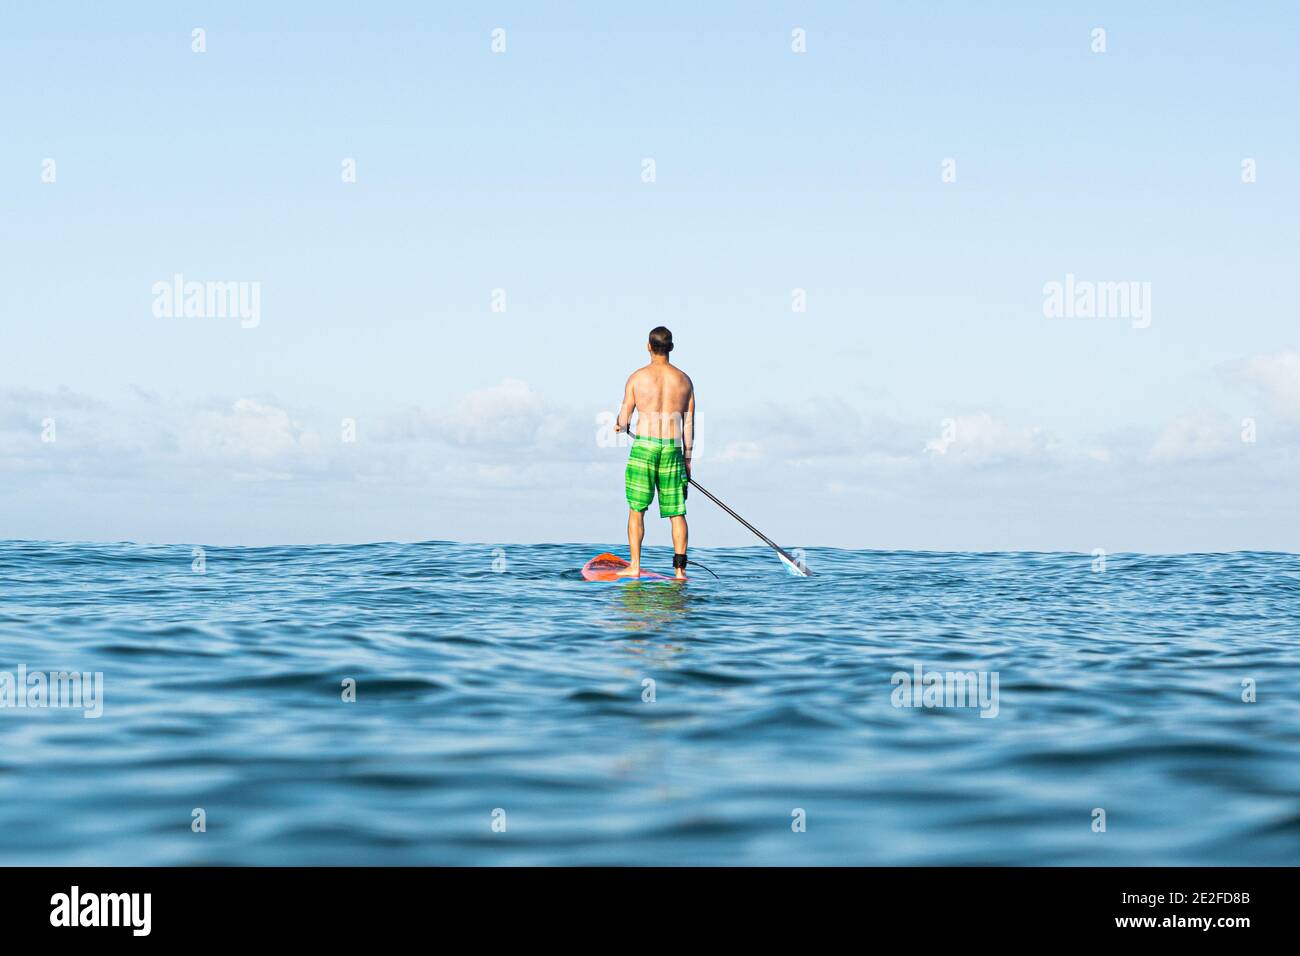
779, 551, 810, 577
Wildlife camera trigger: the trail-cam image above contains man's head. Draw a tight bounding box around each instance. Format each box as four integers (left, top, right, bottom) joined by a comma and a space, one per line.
648, 326, 674, 356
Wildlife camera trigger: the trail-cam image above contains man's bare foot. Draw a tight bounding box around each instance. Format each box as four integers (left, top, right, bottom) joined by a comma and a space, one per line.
615, 565, 641, 578
673, 570, 687, 581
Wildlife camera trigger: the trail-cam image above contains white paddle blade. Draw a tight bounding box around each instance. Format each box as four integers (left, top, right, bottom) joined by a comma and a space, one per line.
779, 551, 810, 577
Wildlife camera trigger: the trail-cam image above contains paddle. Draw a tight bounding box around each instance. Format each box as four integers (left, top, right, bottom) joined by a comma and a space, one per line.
686, 477, 811, 577
617, 424, 810, 577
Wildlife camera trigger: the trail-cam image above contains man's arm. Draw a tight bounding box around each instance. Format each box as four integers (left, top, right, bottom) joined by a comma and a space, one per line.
615, 374, 636, 434
682, 388, 695, 477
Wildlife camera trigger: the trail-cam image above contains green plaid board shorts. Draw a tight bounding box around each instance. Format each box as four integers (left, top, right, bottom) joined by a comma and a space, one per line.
625, 435, 687, 518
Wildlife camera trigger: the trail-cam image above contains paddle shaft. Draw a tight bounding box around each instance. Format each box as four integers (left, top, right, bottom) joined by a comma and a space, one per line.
618, 425, 806, 574
687, 477, 804, 571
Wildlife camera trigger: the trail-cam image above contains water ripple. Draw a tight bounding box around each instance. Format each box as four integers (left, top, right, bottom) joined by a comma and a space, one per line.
0, 540, 1296, 864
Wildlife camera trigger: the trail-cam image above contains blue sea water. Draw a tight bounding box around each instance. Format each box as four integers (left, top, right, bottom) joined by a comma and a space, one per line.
0, 540, 1297, 866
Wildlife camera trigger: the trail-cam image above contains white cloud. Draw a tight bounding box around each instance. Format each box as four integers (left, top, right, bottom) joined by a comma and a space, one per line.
377, 379, 574, 451
710, 440, 762, 463
698, 398, 916, 466
183, 399, 323, 465
2, 373, 1294, 548
0, 386, 102, 426
0, 389, 334, 483
1148, 413, 1238, 463
1237, 349, 1300, 422
923, 413, 1051, 465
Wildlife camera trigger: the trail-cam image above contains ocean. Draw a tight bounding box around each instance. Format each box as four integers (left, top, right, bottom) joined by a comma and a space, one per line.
1, 540, 1297, 865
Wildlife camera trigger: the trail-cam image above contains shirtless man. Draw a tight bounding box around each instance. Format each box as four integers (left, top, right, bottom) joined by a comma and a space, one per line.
614, 326, 695, 579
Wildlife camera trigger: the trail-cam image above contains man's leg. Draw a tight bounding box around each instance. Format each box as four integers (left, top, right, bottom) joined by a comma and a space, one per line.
616, 508, 646, 577
621, 438, 654, 577
670, 515, 688, 580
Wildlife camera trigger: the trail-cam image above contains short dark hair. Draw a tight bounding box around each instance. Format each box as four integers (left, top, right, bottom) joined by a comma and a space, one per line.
648, 326, 674, 355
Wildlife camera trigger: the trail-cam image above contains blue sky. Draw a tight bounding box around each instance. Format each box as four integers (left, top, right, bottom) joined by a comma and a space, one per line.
2, 2, 1298, 551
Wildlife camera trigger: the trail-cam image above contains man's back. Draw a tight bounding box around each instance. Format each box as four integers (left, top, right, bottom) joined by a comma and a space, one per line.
616, 326, 693, 579
629, 362, 693, 439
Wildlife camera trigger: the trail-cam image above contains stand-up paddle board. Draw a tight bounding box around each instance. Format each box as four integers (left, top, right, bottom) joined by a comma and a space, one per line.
581, 553, 679, 582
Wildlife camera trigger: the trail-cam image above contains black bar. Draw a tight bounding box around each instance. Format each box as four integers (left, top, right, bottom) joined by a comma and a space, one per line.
0, 866, 1283, 942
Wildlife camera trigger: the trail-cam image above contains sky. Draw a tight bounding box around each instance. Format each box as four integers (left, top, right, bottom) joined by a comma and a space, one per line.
2, 2, 1298, 552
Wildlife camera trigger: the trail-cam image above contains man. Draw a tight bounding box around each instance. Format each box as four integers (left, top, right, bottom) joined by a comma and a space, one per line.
614, 326, 695, 579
